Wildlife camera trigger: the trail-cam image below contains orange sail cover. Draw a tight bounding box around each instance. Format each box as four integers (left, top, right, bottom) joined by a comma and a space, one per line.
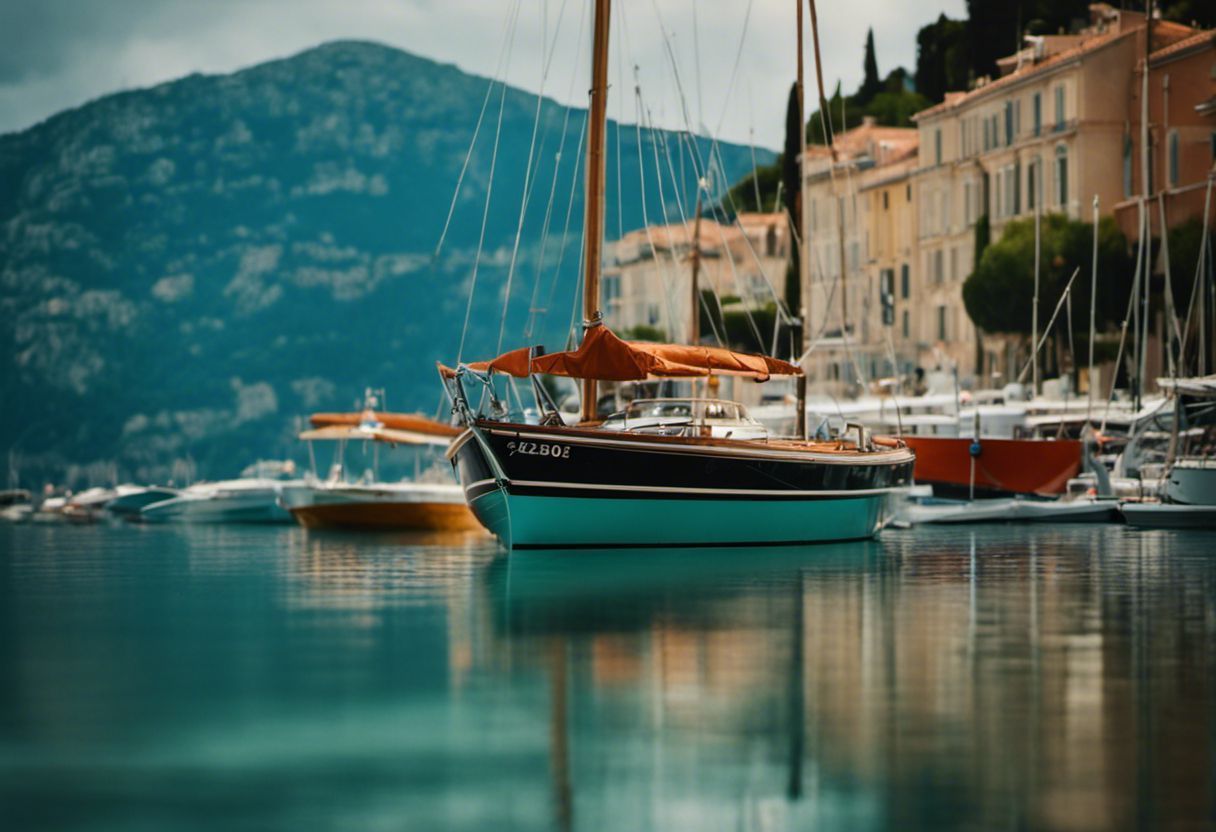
440, 325, 801, 382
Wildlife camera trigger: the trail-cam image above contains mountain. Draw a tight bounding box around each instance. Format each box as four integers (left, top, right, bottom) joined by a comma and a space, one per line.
0, 41, 772, 487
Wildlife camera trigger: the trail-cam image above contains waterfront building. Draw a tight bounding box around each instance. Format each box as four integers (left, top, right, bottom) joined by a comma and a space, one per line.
1113, 27, 1216, 240
909, 4, 1199, 387
801, 118, 918, 394
602, 212, 789, 344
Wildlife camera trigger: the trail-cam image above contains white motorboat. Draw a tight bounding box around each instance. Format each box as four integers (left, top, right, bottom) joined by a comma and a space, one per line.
106, 485, 183, 518
898, 494, 1118, 526
140, 476, 304, 524
282, 398, 477, 531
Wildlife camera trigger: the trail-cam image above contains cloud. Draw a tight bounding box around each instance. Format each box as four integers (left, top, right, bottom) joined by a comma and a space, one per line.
0, 0, 966, 146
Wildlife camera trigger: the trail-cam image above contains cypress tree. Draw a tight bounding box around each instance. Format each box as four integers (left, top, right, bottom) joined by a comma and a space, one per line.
858, 29, 882, 105
781, 82, 802, 337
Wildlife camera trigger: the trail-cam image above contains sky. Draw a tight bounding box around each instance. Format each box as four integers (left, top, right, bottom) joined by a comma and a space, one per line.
0, 0, 966, 148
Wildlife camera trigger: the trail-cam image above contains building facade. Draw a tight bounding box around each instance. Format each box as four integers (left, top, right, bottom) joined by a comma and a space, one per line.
602, 213, 789, 345
1113, 27, 1216, 240
801, 118, 918, 393
910, 4, 1199, 387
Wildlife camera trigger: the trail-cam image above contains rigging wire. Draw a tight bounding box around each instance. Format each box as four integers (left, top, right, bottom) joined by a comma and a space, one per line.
523, 0, 587, 341
433, 1, 522, 262
539, 114, 588, 339
495, 0, 572, 356
1101, 207, 1147, 433
455, 0, 523, 364
646, 0, 772, 353
629, 66, 681, 341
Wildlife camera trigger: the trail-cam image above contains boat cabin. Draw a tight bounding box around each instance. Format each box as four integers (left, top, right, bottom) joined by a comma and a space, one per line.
599, 398, 768, 440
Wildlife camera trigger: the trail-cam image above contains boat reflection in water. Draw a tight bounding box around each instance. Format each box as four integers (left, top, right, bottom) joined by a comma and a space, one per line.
6, 524, 1214, 830
465, 529, 1215, 831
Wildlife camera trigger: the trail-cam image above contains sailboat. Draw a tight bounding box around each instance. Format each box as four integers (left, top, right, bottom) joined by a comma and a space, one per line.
437, 0, 915, 550
1120, 374, 1216, 528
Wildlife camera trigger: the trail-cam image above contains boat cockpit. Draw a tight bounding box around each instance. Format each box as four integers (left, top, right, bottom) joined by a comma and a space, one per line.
598, 398, 769, 440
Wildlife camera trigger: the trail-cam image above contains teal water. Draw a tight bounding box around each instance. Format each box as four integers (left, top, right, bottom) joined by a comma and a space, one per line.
1, 523, 1214, 830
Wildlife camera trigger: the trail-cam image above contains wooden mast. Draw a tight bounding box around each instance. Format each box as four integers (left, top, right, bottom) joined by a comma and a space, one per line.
807, 0, 839, 405
794, 0, 808, 439
690, 187, 703, 345
580, 0, 612, 424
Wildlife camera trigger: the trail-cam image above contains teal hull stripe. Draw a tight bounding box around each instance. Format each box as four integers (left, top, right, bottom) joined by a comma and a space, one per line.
470, 487, 888, 549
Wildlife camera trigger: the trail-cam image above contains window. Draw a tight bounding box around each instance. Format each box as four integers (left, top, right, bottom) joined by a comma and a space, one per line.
604, 275, 621, 304
883, 191, 889, 211
1054, 86, 1065, 131
983, 118, 991, 151
1055, 145, 1069, 207
937, 305, 948, 341
1032, 92, 1042, 137
900, 263, 910, 299
950, 247, 958, 282
1123, 136, 1134, 197
1004, 101, 1013, 146
935, 129, 942, 166
1027, 158, 1039, 211
1168, 130, 1180, 187
933, 250, 944, 284
902, 309, 910, 339
1013, 160, 1022, 215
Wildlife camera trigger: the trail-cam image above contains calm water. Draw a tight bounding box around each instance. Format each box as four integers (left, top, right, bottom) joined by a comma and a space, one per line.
1, 522, 1214, 831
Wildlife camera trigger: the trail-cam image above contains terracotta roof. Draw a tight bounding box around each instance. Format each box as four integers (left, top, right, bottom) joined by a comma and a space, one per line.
804, 120, 917, 168
1150, 27, 1216, 64
736, 212, 785, 227
913, 19, 1199, 122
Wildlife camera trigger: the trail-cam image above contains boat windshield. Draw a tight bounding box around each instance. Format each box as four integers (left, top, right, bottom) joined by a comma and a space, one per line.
599, 398, 767, 439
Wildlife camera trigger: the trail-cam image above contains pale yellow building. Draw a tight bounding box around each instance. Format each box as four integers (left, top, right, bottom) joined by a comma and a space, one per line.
602, 213, 789, 345
910, 3, 1198, 385
801, 118, 918, 393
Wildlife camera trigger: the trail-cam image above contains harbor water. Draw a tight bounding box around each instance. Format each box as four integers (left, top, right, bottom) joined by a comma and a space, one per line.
2, 523, 1214, 830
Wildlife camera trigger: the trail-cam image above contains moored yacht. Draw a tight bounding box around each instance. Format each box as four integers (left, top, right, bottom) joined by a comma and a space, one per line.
280, 403, 477, 531
441, 327, 915, 549
139, 461, 303, 524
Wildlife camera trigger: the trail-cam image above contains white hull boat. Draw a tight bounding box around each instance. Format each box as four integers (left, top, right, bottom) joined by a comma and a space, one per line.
140, 479, 304, 524
899, 495, 1119, 526
1120, 502, 1216, 529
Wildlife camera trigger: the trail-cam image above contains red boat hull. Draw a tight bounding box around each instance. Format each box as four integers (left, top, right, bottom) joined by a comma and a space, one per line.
903, 436, 1082, 496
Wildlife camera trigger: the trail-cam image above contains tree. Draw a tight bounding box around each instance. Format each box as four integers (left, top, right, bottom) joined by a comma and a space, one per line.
915, 14, 969, 103
963, 215, 1134, 337
1161, 0, 1216, 28
973, 212, 991, 270
964, 1, 1089, 82
723, 156, 782, 213
972, 213, 991, 372
1163, 216, 1214, 372
782, 83, 802, 324
857, 28, 882, 106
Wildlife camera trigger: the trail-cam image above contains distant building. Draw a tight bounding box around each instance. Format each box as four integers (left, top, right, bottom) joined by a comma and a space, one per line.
801, 117, 918, 393
910, 3, 1201, 387
602, 213, 789, 344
